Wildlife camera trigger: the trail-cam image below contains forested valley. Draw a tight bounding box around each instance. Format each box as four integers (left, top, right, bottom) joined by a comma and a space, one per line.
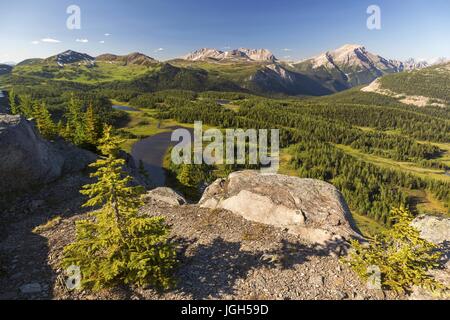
3, 74, 450, 232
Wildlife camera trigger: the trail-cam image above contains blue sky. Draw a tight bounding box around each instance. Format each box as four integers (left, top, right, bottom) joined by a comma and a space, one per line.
1, 0, 449, 63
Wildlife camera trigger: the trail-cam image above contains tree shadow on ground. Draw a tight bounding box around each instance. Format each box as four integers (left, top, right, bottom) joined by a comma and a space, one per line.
0, 174, 92, 299
174, 237, 347, 299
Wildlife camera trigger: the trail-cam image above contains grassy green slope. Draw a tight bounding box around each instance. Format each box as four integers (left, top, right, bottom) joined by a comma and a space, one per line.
12, 61, 159, 84
170, 59, 263, 83
379, 63, 450, 104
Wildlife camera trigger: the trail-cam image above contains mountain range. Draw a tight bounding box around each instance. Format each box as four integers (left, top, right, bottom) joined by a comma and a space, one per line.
183, 48, 277, 62
289, 44, 435, 91
2, 45, 448, 97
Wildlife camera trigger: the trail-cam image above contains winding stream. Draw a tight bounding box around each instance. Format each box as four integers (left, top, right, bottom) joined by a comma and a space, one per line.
112, 104, 138, 112
131, 126, 194, 187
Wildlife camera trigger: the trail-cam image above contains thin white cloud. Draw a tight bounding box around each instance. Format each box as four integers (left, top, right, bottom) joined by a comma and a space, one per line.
31, 40, 40, 45
154, 48, 164, 52
41, 38, 61, 43
99, 40, 105, 44
282, 48, 292, 52
76, 38, 89, 43
104, 33, 111, 37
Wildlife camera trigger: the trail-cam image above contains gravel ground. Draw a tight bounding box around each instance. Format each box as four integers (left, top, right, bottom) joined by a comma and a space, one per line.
0, 175, 402, 300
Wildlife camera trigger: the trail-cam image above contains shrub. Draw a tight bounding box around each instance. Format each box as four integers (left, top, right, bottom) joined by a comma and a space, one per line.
345, 206, 443, 293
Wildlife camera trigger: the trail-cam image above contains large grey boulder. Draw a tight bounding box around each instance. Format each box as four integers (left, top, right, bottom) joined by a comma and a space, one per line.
199, 170, 361, 244
143, 187, 187, 206
0, 114, 96, 197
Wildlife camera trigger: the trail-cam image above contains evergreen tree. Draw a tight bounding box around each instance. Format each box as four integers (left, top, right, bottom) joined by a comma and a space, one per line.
345, 206, 444, 293
59, 121, 72, 141
19, 94, 33, 118
177, 164, 197, 188
85, 103, 99, 146
63, 125, 176, 290
66, 94, 86, 146
33, 102, 56, 139
138, 160, 151, 185
8, 89, 19, 115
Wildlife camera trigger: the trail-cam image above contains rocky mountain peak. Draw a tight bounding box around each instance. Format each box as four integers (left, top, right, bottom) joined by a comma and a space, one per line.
48, 50, 95, 66
237, 48, 277, 62
301, 44, 401, 76
184, 48, 277, 62
402, 58, 429, 70
122, 52, 158, 65
327, 44, 376, 65
334, 44, 366, 54
96, 52, 158, 66
183, 48, 225, 61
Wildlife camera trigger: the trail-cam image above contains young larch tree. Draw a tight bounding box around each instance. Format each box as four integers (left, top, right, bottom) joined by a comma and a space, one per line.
63, 125, 177, 290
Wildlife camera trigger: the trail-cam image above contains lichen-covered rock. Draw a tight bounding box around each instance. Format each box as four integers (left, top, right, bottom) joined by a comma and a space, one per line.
143, 187, 187, 206
0, 114, 95, 197
199, 170, 361, 244
412, 214, 450, 271
412, 215, 450, 246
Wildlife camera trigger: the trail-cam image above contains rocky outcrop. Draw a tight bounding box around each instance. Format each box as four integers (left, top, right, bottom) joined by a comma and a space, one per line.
412, 215, 450, 247
0, 114, 96, 197
410, 215, 450, 300
199, 171, 361, 244
143, 187, 187, 206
